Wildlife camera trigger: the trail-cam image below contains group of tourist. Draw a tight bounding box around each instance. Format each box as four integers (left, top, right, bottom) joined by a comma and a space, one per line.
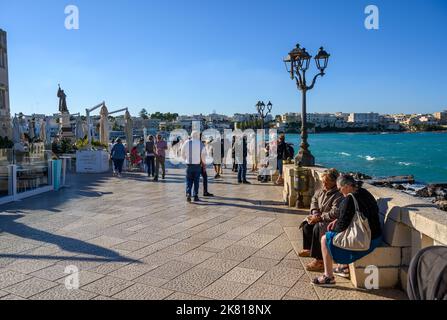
110, 135, 167, 180
298, 168, 383, 286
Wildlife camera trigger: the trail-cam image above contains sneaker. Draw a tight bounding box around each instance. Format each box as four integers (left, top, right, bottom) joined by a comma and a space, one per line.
186, 195, 192, 203
214, 174, 221, 179
242, 180, 251, 185
194, 196, 200, 202
154, 177, 159, 182
203, 192, 214, 197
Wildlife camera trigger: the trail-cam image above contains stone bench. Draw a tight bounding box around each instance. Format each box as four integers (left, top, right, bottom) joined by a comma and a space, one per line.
349, 244, 402, 289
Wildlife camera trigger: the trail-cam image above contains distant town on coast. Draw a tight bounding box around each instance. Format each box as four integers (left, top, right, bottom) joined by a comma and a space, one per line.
7, 109, 447, 146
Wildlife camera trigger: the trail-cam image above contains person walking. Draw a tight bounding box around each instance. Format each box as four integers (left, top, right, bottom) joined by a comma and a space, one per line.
110, 138, 126, 178
236, 135, 250, 184
202, 138, 215, 197
145, 135, 156, 178
154, 134, 168, 182
275, 134, 287, 185
181, 131, 207, 203
136, 138, 146, 172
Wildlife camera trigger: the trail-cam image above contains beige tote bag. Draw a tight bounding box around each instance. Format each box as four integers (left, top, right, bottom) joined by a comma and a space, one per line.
333, 193, 371, 251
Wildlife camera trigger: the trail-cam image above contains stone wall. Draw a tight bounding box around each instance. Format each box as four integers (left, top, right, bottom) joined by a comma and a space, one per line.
283, 164, 447, 290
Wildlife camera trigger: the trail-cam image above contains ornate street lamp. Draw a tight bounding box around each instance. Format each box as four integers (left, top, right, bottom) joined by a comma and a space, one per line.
256, 100, 273, 133
284, 44, 330, 166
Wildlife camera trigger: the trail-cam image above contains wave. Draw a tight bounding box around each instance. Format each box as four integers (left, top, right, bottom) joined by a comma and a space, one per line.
340, 152, 351, 156
398, 162, 412, 166
357, 155, 381, 161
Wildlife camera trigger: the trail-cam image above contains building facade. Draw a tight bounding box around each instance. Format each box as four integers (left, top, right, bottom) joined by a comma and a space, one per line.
433, 111, 447, 125
348, 112, 380, 124
0, 29, 11, 138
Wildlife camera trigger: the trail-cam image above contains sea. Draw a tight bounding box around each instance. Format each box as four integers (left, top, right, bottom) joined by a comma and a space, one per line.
285, 132, 447, 184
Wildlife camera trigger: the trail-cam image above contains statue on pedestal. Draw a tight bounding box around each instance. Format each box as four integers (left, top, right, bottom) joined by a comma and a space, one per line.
57, 85, 74, 140
57, 85, 69, 113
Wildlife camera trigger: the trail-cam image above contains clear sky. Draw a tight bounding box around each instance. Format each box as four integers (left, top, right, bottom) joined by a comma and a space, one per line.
1, 0, 446, 117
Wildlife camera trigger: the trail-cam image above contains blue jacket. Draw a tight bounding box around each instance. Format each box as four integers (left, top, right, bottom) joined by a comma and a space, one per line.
111, 143, 126, 160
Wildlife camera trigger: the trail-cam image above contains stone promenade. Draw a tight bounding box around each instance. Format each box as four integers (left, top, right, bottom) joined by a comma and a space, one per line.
0, 167, 407, 300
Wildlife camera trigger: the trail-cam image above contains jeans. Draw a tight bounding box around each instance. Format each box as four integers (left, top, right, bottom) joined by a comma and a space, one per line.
155, 156, 166, 178
302, 222, 323, 260
186, 164, 201, 197
113, 159, 124, 174
238, 160, 247, 182
146, 156, 155, 177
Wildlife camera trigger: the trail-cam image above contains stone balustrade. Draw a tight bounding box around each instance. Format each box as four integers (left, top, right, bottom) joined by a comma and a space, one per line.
283, 163, 447, 290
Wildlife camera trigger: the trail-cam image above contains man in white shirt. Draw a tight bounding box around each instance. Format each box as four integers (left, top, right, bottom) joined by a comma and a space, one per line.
181, 131, 207, 202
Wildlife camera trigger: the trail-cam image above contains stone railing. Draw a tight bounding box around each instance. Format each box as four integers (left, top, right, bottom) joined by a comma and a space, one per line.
283, 163, 447, 290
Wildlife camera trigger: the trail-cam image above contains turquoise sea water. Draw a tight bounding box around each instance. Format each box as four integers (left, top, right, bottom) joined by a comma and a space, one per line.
285, 132, 447, 183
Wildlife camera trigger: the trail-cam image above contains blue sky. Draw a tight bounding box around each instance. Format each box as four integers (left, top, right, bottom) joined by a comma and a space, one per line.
1, 0, 446, 117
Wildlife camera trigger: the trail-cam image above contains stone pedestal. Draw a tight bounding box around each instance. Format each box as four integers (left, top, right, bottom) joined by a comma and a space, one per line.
60, 112, 74, 140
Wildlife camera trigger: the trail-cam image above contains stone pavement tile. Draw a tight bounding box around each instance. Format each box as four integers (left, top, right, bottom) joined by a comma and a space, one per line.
56, 270, 105, 288
277, 259, 305, 270
260, 266, 305, 288
112, 283, 173, 300
31, 285, 98, 300
198, 279, 249, 300
312, 282, 408, 300
255, 223, 285, 236
236, 233, 278, 249
214, 245, 258, 262
174, 249, 216, 265
129, 238, 182, 259
146, 261, 195, 280
113, 241, 152, 252
109, 263, 160, 281
237, 282, 290, 300
88, 236, 127, 248
30, 264, 70, 281
133, 274, 169, 287
162, 267, 224, 295
6, 260, 55, 274
140, 251, 179, 267
88, 261, 132, 275
221, 267, 265, 285
82, 276, 134, 297
286, 281, 320, 300
92, 295, 116, 300
254, 248, 291, 261
200, 238, 236, 251
0, 270, 31, 289
162, 242, 203, 255
0, 290, 8, 298
283, 227, 301, 241
197, 258, 240, 273
165, 292, 212, 300
3, 277, 58, 299
0, 294, 27, 300
238, 257, 280, 272
284, 250, 300, 260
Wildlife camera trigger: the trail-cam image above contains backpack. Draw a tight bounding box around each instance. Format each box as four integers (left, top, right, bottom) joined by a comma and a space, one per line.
285, 143, 295, 160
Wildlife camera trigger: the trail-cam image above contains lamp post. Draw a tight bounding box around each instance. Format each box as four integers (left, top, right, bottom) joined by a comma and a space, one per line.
284, 45, 330, 166
256, 100, 273, 133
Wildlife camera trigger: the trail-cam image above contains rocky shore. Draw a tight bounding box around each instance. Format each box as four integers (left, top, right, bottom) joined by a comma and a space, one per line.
347, 172, 447, 212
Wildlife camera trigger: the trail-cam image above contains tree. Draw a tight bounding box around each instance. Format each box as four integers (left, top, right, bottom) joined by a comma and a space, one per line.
139, 108, 149, 120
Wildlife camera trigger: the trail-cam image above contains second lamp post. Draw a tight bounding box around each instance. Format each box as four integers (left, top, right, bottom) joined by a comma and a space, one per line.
284, 44, 330, 166
256, 100, 273, 133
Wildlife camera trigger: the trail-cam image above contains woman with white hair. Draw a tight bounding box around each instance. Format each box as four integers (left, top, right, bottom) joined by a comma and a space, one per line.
312, 174, 382, 286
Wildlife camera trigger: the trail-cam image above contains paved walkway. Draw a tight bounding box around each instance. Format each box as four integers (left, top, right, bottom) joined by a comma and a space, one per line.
0, 167, 407, 300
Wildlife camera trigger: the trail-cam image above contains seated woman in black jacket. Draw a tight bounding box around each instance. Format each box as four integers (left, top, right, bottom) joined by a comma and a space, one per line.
312, 174, 383, 286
